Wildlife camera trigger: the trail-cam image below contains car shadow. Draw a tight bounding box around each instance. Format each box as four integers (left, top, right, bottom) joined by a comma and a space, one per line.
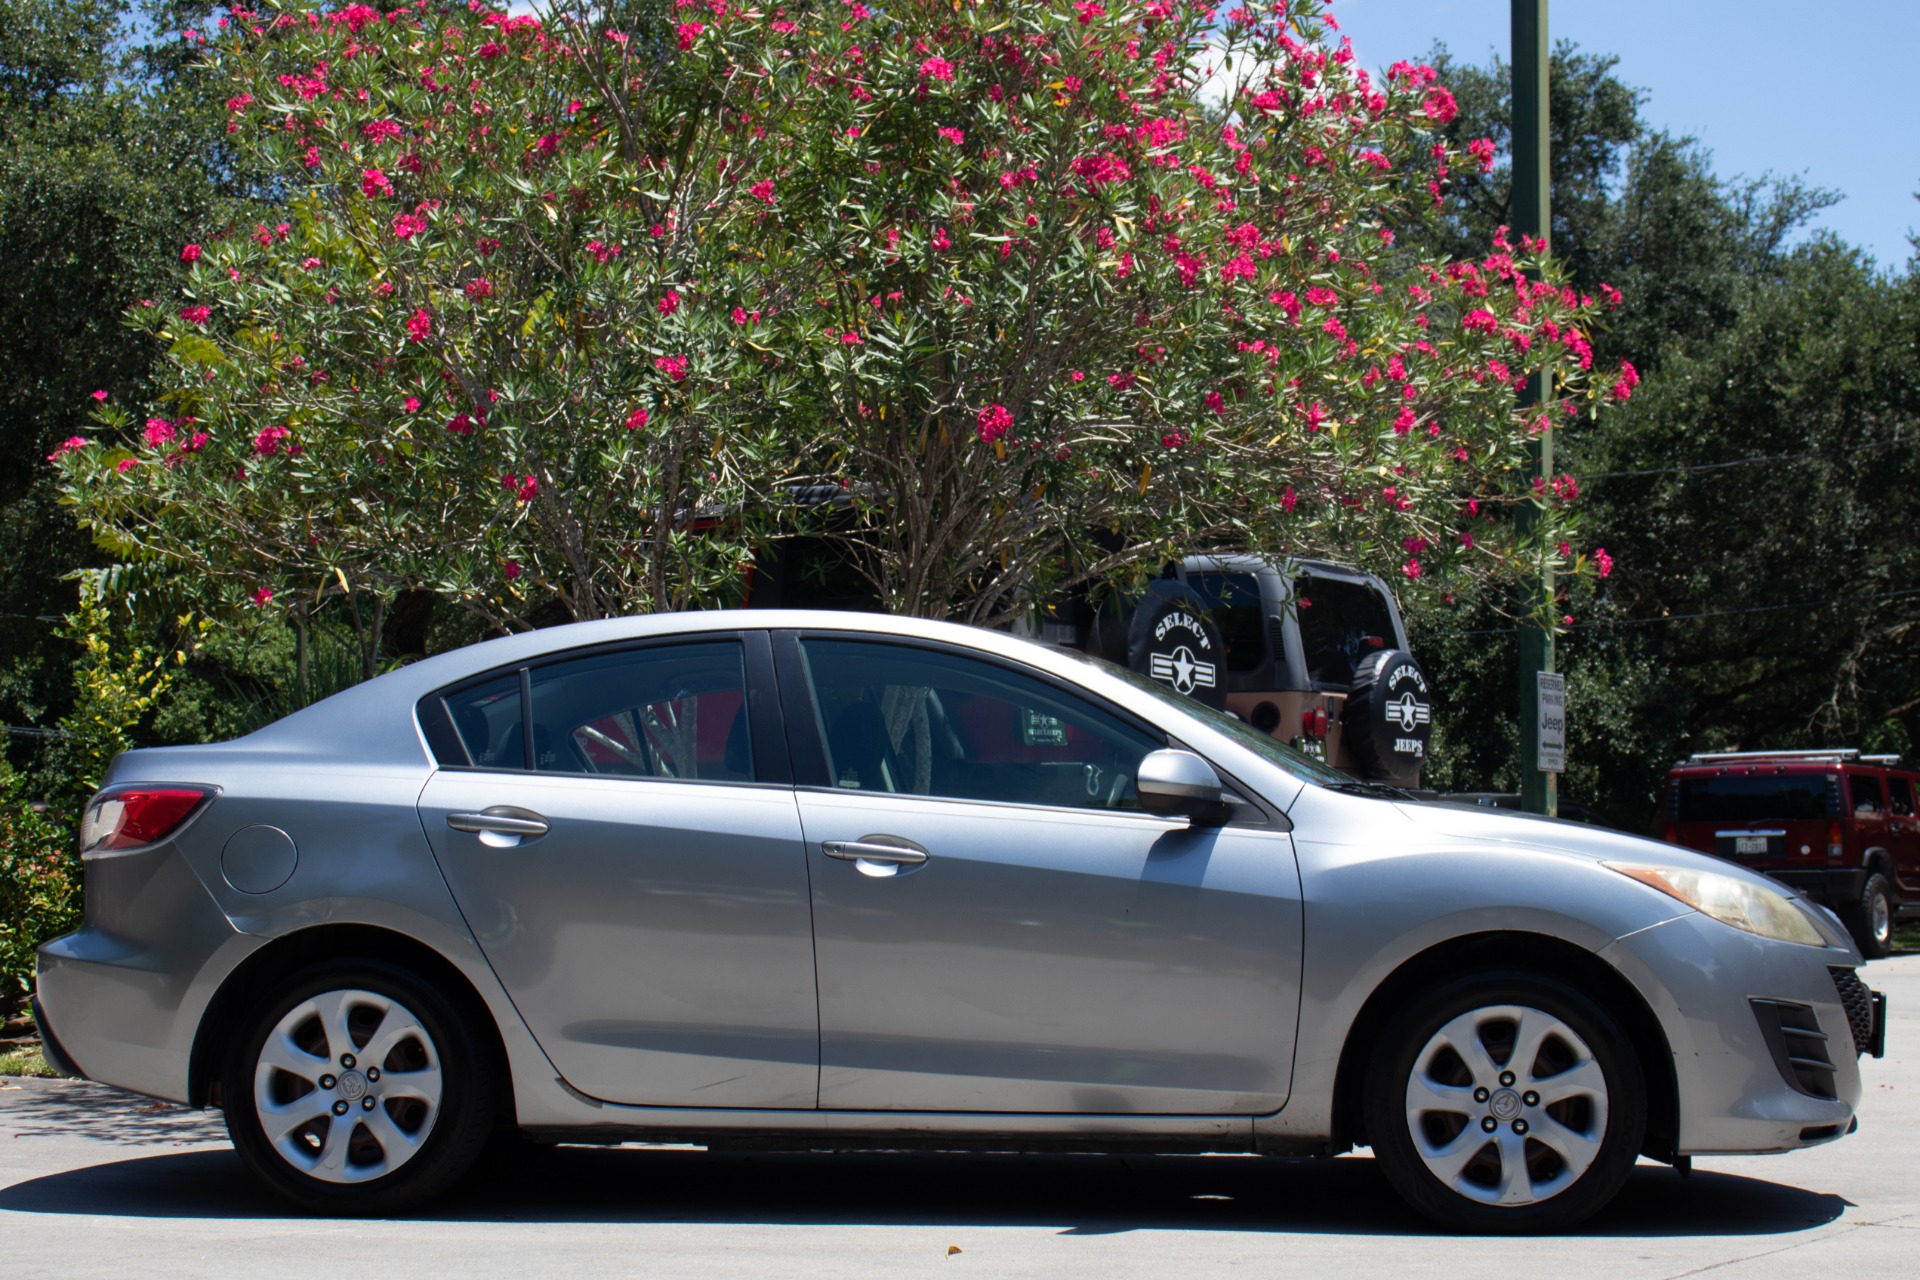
0, 1141, 1851, 1237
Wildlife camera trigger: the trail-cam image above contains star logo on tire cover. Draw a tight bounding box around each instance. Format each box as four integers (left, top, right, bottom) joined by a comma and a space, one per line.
1386, 691, 1431, 733
1151, 646, 1216, 695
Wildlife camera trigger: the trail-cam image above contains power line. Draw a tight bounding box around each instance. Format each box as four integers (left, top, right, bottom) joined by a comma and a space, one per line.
1458, 585, 1920, 636
1584, 435, 1910, 480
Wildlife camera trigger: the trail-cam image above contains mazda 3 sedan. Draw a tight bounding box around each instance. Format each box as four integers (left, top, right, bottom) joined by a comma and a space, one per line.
34, 611, 1884, 1230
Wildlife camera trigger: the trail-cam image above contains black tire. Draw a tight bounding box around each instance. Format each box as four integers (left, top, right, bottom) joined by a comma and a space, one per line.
1844, 872, 1895, 960
1363, 970, 1647, 1233
222, 959, 499, 1214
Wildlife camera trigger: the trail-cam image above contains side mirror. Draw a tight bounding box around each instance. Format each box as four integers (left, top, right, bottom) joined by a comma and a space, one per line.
1136, 749, 1227, 824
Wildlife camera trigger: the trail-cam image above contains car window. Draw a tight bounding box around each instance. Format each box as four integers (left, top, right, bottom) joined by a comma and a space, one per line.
1295, 574, 1397, 687
796, 638, 1162, 810
443, 673, 523, 769
1891, 777, 1916, 816
1674, 774, 1839, 823
1186, 571, 1269, 673
1849, 773, 1886, 815
527, 641, 753, 782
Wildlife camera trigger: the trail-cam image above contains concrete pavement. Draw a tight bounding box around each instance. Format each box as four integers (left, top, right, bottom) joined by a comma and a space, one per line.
5, 956, 1915, 1277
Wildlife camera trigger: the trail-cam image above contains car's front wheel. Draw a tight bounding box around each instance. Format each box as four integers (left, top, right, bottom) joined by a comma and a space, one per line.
222, 960, 498, 1213
1363, 971, 1647, 1233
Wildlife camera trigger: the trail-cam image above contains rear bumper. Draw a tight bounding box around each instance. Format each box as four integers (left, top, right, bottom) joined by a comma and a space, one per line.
27, 994, 84, 1079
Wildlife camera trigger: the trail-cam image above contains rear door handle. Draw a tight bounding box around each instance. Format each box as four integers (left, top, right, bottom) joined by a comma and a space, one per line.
822, 839, 928, 866
448, 809, 550, 837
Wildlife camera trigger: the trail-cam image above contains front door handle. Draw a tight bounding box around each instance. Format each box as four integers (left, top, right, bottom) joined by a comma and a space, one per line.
448, 809, 550, 837
822, 838, 929, 866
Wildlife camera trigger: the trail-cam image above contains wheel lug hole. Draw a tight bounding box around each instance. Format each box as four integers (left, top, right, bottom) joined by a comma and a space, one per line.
319, 1075, 336, 1090
340, 1054, 356, 1069
1481, 1116, 1498, 1132
366, 1068, 379, 1082
362, 1097, 376, 1111
1473, 1087, 1490, 1103
1513, 1119, 1529, 1135
1498, 1071, 1516, 1087
1523, 1091, 1539, 1107
332, 1100, 349, 1116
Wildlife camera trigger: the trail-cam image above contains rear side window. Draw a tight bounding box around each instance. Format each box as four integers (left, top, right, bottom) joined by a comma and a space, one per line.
1891, 777, 1916, 817
1849, 773, 1886, 814
1674, 775, 1839, 823
443, 674, 523, 769
1186, 572, 1269, 673
529, 641, 751, 781
1296, 575, 1396, 687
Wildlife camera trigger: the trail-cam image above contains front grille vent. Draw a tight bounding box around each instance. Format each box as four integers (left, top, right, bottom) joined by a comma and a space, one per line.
1750, 998, 1837, 1099
1829, 966, 1875, 1057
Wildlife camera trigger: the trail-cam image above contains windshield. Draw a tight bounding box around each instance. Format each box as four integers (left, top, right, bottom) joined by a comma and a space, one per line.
1054, 646, 1354, 786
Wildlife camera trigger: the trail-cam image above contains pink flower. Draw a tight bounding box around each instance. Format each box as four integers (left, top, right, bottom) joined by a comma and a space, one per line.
502, 473, 538, 502
655, 354, 690, 381
839, 332, 862, 344
404, 396, 421, 414
975, 403, 1013, 443
179, 304, 211, 326
920, 56, 955, 82
1281, 487, 1298, 513
115, 457, 140, 474
1422, 86, 1458, 124
361, 168, 392, 198
1594, 547, 1614, 578
748, 179, 775, 205
466, 277, 494, 300
1402, 559, 1422, 580
1075, 0, 1104, 22
676, 21, 704, 50
392, 211, 427, 240
1204, 391, 1225, 414
251, 587, 273, 606
446, 413, 474, 435
585, 239, 620, 263
91, 389, 109, 402
144, 417, 176, 446
657, 289, 681, 316
47, 436, 89, 462
625, 407, 650, 430
1467, 137, 1496, 172
1160, 431, 1185, 449
252, 425, 291, 456
180, 244, 202, 263
731, 306, 749, 324
1460, 308, 1498, 333
504, 561, 522, 580
1600, 282, 1624, 309
931, 227, 951, 251
1393, 406, 1416, 436
1611, 359, 1641, 401
405, 308, 432, 342
362, 119, 404, 144
937, 127, 965, 145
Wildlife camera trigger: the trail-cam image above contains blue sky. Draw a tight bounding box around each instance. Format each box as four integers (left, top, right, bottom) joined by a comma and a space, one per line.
1327, 0, 1919, 269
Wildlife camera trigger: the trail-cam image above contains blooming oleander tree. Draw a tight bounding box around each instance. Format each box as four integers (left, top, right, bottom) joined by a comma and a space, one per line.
55, 0, 1628, 631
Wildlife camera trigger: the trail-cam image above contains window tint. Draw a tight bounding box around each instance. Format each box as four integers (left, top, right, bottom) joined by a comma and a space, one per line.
528, 641, 753, 782
1187, 572, 1270, 673
1296, 575, 1396, 687
1674, 775, 1839, 823
797, 639, 1161, 810
1850, 773, 1885, 814
443, 673, 523, 770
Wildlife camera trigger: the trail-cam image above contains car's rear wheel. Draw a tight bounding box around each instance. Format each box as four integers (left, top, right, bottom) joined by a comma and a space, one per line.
1363, 971, 1646, 1233
222, 960, 497, 1214
1844, 872, 1895, 959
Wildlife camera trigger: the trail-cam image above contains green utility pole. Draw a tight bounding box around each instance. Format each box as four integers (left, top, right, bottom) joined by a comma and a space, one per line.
1513, 0, 1557, 816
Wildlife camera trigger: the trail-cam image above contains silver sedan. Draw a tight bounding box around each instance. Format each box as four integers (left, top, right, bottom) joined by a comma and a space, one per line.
33, 611, 1883, 1230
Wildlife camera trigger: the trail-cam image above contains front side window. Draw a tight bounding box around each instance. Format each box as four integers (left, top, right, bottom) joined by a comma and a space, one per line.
1890, 777, 1916, 817
528, 641, 753, 782
797, 638, 1161, 811
1186, 571, 1269, 673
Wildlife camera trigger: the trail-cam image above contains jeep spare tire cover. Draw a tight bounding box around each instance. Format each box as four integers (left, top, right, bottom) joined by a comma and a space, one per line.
1342, 648, 1431, 784
1127, 580, 1228, 711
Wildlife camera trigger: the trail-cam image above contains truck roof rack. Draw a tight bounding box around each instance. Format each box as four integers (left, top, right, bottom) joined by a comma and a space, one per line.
1683, 748, 1907, 767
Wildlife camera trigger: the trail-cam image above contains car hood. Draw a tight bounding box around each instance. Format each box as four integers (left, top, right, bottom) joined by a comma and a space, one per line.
1401, 800, 1779, 887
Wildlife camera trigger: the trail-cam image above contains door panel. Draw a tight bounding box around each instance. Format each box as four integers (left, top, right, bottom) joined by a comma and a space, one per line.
783, 633, 1302, 1115
417, 635, 817, 1109
797, 789, 1302, 1114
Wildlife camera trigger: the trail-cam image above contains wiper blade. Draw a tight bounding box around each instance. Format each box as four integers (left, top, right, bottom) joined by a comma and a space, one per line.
1324, 780, 1420, 801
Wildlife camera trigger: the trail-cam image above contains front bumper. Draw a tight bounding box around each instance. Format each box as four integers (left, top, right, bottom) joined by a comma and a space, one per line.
1603, 912, 1873, 1155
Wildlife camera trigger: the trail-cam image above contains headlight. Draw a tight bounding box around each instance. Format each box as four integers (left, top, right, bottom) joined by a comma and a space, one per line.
1604, 863, 1827, 947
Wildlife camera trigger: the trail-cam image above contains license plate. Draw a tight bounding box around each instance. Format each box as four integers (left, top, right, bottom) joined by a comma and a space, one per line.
1735, 836, 1769, 855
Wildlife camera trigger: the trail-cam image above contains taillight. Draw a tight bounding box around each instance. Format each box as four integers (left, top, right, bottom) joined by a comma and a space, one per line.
78, 786, 214, 856
1827, 822, 1844, 859
1301, 706, 1329, 740
1661, 823, 1678, 845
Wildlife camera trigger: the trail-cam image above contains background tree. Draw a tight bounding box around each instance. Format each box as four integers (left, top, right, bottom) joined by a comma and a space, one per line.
54, 0, 1620, 635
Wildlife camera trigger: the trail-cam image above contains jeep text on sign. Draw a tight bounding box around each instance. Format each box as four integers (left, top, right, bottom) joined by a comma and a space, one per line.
1537, 671, 1566, 774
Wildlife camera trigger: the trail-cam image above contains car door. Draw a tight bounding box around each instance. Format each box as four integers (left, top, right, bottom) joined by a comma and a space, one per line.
775, 631, 1303, 1116
1886, 774, 1920, 897
416, 631, 820, 1108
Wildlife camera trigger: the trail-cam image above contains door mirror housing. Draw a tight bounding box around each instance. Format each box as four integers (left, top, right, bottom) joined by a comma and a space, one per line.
1137, 749, 1227, 824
